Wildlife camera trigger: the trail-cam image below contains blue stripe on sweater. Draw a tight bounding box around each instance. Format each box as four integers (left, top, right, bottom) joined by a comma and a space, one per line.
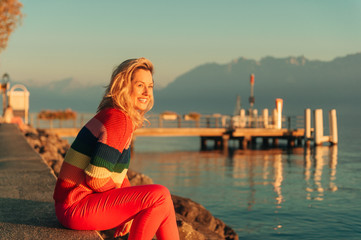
71, 127, 97, 157
92, 142, 120, 166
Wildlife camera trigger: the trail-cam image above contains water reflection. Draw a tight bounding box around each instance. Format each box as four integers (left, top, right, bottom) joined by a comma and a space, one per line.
273, 154, 284, 206
131, 145, 338, 210
305, 146, 338, 201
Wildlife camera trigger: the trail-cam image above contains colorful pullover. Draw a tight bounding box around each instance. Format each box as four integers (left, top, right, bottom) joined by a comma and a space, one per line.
53, 108, 133, 205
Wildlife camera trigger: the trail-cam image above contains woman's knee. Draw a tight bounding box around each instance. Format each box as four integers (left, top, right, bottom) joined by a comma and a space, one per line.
147, 184, 172, 206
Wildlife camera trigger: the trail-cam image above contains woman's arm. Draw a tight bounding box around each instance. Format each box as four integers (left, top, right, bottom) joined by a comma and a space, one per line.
84, 109, 133, 192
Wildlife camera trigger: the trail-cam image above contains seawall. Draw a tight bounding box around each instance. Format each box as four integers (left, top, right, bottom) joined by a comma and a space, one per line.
0, 123, 102, 239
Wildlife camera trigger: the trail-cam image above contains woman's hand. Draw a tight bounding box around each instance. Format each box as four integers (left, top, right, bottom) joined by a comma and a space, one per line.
114, 219, 133, 238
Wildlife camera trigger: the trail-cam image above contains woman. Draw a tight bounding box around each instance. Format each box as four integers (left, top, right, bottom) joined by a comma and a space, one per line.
53, 58, 179, 240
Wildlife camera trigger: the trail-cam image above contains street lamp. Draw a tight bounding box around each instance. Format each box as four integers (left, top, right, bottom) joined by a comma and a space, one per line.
1, 73, 10, 115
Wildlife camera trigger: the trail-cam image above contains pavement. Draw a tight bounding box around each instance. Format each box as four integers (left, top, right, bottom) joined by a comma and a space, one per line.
0, 123, 102, 240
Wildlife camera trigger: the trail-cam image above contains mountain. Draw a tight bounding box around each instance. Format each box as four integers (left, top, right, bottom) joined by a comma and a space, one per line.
152, 53, 361, 116
9, 53, 361, 117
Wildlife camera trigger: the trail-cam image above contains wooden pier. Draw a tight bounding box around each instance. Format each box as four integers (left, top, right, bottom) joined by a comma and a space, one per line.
48, 127, 305, 150
33, 108, 337, 150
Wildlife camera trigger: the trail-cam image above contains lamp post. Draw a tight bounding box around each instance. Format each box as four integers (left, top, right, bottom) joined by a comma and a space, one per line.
248, 74, 256, 127
1, 73, 10, 115
249, 74, 255, 110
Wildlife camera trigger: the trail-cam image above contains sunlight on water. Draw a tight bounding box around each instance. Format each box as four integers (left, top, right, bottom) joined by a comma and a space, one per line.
62, 117, 361, 239
130, 136, 361, 239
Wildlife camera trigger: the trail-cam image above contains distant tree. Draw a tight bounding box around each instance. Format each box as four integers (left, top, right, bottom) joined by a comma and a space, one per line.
0, 0, 23, 53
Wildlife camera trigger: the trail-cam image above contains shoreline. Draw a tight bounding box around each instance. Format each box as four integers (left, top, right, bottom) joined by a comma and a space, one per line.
22, 125, 239, 240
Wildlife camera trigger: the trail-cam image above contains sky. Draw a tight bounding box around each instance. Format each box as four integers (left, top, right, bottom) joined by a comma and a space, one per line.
1, 0, 361, 88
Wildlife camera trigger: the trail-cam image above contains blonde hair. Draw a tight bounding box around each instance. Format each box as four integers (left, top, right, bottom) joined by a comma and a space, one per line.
97, 57, 154, 128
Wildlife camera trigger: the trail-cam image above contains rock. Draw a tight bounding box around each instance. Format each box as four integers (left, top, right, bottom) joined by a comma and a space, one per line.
176, 214, 207, 240
127, 169, 153, 186
22, 126, 239, 240
23, 126, 69, 176
172, 195, 238, 240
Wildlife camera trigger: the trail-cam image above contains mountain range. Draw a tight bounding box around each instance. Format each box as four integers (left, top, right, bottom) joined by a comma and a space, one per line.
11, 53, 361, 117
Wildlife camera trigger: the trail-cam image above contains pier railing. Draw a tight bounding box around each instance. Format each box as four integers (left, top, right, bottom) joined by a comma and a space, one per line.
28, 109, 337, 148
29, 112, 303, 130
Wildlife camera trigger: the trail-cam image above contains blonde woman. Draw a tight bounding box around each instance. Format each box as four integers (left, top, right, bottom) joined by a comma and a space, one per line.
53, 58, 179, 240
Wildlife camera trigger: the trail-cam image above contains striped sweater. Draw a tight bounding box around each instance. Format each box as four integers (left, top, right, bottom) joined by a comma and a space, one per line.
53, 108, 133, 205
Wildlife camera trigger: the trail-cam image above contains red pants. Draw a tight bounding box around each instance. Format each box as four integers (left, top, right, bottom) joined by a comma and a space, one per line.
55, 183, 179, 240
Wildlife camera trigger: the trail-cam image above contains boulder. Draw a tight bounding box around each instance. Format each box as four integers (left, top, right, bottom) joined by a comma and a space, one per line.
127, 169, 154, 185
23, 127, 69, 176
173, 195, 238, 240
22, 126, 238, 240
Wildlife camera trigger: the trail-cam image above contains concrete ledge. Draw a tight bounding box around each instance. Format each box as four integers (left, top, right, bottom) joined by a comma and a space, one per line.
0, 124, 102, 240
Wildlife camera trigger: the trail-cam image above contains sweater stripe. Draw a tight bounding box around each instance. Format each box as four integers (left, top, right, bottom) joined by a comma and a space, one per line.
92, 142, 120, 165
85, 174, 115, 192
71, 127, 97, 157
91, 156, 116, 171
111, 169, 128, 185
58, 162, 86, 185
64, 148, 91, 170
85, 164, 112, 178
85, 118, 108, 144
117, 148, 131, 164
53, 108, 133, 205
114, 162, 130, 172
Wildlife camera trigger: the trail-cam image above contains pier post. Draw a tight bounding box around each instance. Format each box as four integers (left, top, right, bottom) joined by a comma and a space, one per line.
251, 137, 257, 147
304, 108, 311, 146
262, 137, 269, 147
272, 138, 279, 147
314, 109, 329, 146
240, 109, 246, 128
252, 109, 258, 128
215, 138, 222, 149
222, 134, 230, 151
177, 116, 181, 128
248, 109, 253, 128
287, 138, 295, 147
275, 98, 283, 129
329, 109, 338, 145
200, 137, 207, 150
262, 109, 269, 128
241, 137, 250, 149
297, 137, 303, 147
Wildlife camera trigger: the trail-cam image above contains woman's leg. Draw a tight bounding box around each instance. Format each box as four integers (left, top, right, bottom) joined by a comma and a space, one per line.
56, 184, 179, 240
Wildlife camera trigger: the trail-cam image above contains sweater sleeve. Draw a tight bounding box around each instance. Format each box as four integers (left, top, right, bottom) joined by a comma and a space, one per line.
84, 109, 132, 192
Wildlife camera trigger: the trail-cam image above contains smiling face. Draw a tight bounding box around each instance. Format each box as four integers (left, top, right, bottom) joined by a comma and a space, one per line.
131, 69, 154, 111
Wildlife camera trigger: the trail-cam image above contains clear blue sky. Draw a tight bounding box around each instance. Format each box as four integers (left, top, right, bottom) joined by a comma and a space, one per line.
1, 0, 360, 88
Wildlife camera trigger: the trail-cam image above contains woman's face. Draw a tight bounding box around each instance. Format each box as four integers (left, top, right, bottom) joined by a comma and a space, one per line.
131, 69, 153, 111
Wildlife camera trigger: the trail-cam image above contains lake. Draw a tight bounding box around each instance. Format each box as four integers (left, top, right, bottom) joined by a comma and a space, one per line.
129, 115, 361, 239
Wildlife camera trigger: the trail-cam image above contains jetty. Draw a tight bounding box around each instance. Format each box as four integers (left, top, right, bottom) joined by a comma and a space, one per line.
31, 108, 338, 151
0, 123, 102, 239
2, 75, 338, 151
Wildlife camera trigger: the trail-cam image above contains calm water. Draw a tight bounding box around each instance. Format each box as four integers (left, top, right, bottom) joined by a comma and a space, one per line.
64, 114, 361, 239
129, 117, 361, 239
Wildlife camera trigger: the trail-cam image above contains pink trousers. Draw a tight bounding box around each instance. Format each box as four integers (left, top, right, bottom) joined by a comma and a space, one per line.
55, 182, 179, 240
